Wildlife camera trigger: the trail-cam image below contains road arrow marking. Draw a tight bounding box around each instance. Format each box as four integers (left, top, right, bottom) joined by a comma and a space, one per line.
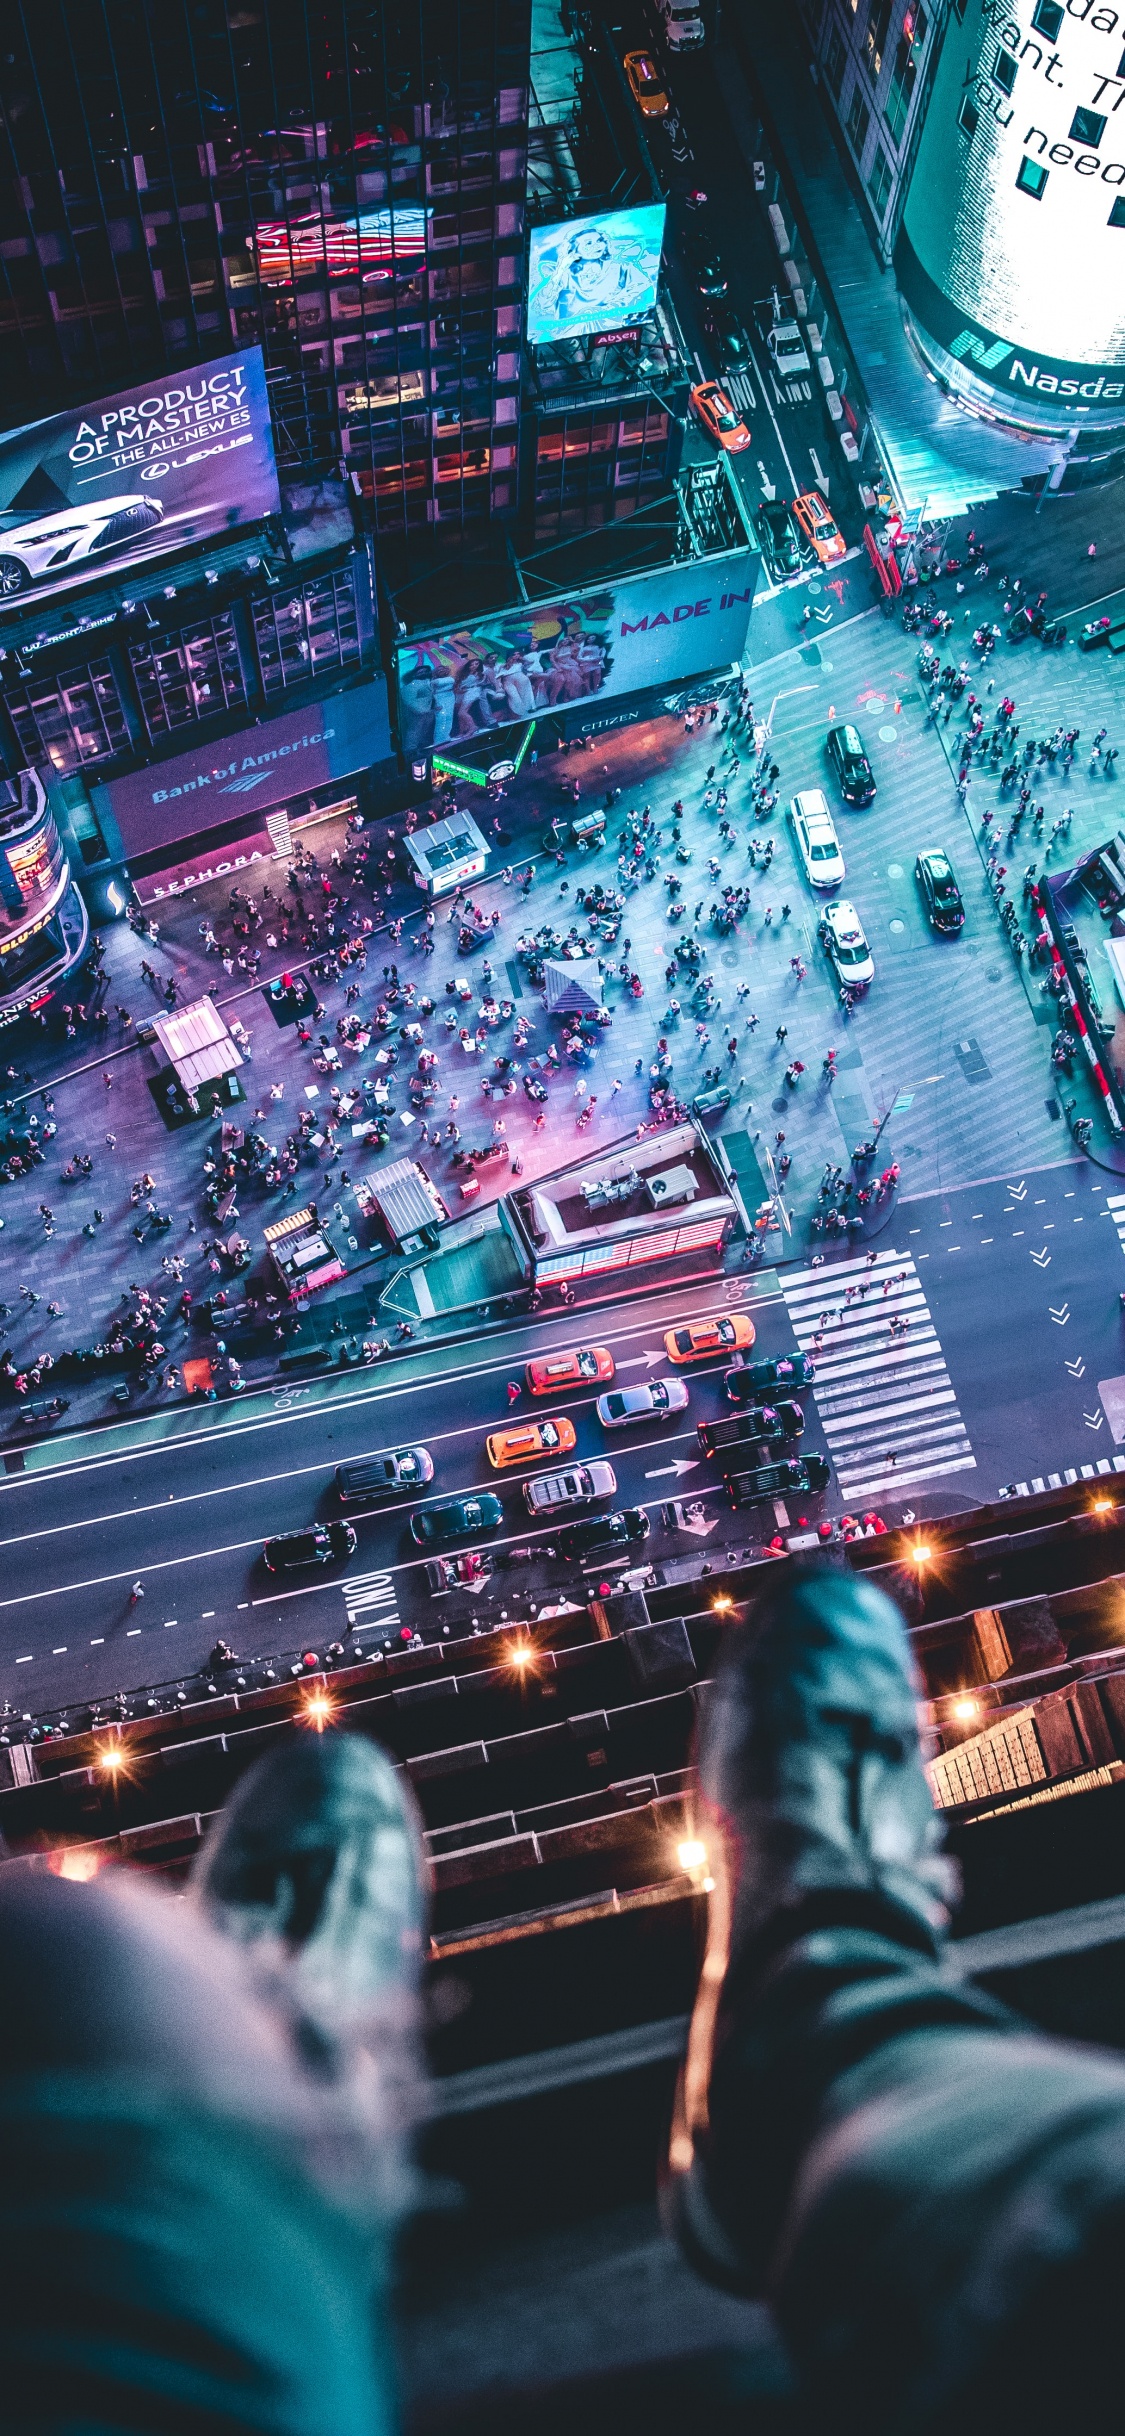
757, 462, 777, 500
809, 447, 830, 492
1030, 1248, 1051, 1267
617, 1353, 660, 1369
1084, 1411, 1105, 1430
1049, 1303, 1070, 1323
1008, 1180, 1027, 1201
1065, 1356, 1086, 1377
645, 1458, 701, 1479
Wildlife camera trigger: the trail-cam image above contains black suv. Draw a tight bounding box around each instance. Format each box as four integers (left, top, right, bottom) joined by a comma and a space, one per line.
754, 498, 802, 581
826, 722, 876, 806
556, 1507, 651, 1563
699, 1403, 804, 1458
726, 1455, 831, 1506
262, 1521, 356, 1573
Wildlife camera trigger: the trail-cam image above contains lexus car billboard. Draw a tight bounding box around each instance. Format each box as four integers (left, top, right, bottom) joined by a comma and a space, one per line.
527, 203, 667, 347
393, 554, 757, 755
897, 0, 1125, 433
0, 347, 280, 610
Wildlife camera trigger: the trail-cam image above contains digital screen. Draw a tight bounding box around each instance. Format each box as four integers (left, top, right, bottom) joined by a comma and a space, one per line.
252, 206, 428, 285
898, 0, 1125, 415
393, 554, 757, 756
527, 203, 666, 347
0, 348, 280, 614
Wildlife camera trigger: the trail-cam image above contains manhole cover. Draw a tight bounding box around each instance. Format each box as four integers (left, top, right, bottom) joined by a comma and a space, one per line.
865, 694, 886, 712
808, 579, 823, 595
887, 862, 904, 877
819, 659, 834, 672
720, 948, 740, 966
986, 968, 1003, 983
889, 918, 906, 935
772, 1096, 789, 1113
878, 724, 898, 742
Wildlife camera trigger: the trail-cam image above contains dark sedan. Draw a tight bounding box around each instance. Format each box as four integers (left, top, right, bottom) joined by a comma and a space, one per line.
915, 847, 965, 933
263, 1521, 356, 1573
754, 498, 803, 581
703, 299, 751, 369
410, 1493, 503, 1547
826, 723, 876, 807
555, 1507, 650, 1563
684, 236, 728, 297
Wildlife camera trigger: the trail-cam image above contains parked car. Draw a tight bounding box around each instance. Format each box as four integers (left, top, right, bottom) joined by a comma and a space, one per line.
765, 321, 810, 377
915, 847, 965, 933
624, 47, 669, 114
525, 1345, 614, 1395
789, 789, 845, 890
486, 1416, 577, 1469
819, 898, 874, 988
524, 1461, 617, 1515
699, 1404, 804, 1455
754, 498, 803, 581
410, 1494, 503, 1547
660, 0, 704, 45
691, 1082, 732, 1118
665, 1313, 755, 1364
596, 1378, 690, 1428
263, 1521, 356, 1573
335, 1448, 434, 1503
690, 380, 750, 452
792, 489, 846, 567
426, 1550, 493, 1591
703, 300, 751, 369
555, 1507, 651, 1562
729, 1352, 815, 1396
826, 722, 876, 807
726, 1454, 831, 1506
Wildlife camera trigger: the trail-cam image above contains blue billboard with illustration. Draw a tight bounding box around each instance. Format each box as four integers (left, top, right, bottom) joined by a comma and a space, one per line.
527, 204, 667, 347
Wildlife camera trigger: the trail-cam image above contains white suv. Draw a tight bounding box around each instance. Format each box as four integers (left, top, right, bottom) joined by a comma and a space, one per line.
524, 1461, 617, 1515
789, 789, 845, 890
767, 322, 811, 377
661, 0, 704, 47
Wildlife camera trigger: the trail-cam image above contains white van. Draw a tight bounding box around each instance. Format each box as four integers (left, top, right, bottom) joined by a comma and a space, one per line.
789, 788, 845, 889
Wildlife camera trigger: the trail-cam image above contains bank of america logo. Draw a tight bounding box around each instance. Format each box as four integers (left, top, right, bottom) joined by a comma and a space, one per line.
219, 770, 276, 795
950, 330, 1013, 371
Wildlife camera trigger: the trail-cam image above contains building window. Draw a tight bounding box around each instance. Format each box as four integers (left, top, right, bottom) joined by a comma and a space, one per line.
1070, 106, 1107, 146
847, 86, 871, 156
992, 49, 1017, 94
886, 5, 928, 144
1016, 155, 1049, 198
865, 0, 893, 76
824, 25, 846, 96
958, 95, 979, 138
868, 145, 893, 217
1031, 0, 1063, 34
1109, 196, 1125, 226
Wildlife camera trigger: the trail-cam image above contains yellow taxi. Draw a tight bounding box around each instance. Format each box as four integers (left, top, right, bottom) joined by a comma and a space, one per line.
792, 489, 846, 567
525, 1345, 615, 1396
624, 48, 670, 115
485, 1415, 578, 1469
663, 1312, 756, 1365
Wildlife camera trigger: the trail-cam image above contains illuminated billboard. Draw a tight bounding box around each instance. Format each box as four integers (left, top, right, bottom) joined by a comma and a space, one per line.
0, 348, 280, 611
527, 204, 666, 347
393, 554, 756, 756
897, 0, 1125, 432
252, 206, 428, 284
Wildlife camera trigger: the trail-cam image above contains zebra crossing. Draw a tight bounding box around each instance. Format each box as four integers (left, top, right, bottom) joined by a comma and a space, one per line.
340, 1567, 401, 1637
780, 1248, 976, 1504
1106, 1193, 1125, 1253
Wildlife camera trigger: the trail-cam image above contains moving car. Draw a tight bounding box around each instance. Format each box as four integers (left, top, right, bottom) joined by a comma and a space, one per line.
690, 381, 751, 452
0, 495, 165, 597
755, 498, 803, 581
766, 320, 811, 377
335, 1447, 434, 1503
596, 1378, 690, 1428
789, 789, 845, 890
486, 1416, 577, 1469
915, 847, 965, 933
263, 1521, 356, 1573
410, 1493, 503, 1547
725, 1454, 831, 1506
684, 237, 728, 297
660, 0, 704, 46
556, 1507, 651, 1562
702, 300, 751, 369
525, 1345, 614, 1395
665, 1313, 755, 1364
826, 723, 876, 807
730, 1352, 815, 1395
792, 489, 846, 567
624, 48, 669, 114
426, 1550, 493, 1592
524, 1461, 617, 1515
818, 899, 874, 989
699, 1405, 804, 1456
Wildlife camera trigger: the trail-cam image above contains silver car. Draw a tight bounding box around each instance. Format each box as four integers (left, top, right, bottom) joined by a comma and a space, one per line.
0, 495, 164, 595
523, 1460, 617, 1515
596, 1378, 690, 1429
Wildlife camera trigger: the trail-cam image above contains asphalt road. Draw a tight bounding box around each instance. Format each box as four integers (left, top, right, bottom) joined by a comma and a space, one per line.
3, 1155, 1125, 1723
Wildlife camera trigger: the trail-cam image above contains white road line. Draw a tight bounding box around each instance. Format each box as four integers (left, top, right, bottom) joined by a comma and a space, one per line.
781, 1256, 974, 1501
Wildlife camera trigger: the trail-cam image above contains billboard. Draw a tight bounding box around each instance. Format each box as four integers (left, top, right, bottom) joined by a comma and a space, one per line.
0, 348, 280, 612
897, 0, 1125, 429
252, 207, 428, 284
527, 204, 666, 347
92, 676, 392, 861
393, 555, 757, 756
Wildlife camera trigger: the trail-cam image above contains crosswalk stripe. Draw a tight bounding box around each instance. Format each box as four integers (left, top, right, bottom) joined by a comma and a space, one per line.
781, 1252, 975, 1503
